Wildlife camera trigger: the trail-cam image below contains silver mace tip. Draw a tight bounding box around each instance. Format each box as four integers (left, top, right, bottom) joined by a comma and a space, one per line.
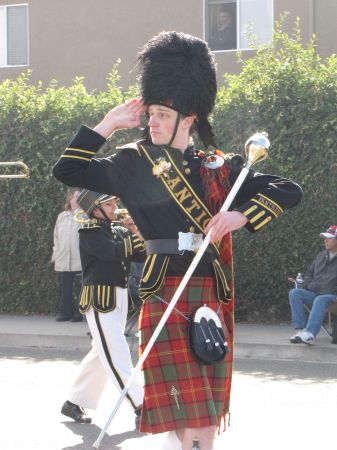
244, 132, 270, 166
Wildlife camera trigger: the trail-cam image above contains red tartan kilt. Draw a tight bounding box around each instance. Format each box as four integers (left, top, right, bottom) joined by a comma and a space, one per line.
139, 276, 233, 434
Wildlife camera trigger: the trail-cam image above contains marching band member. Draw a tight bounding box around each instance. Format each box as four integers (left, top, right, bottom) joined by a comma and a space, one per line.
61, 190, 145, 428
54, 31, 302, 450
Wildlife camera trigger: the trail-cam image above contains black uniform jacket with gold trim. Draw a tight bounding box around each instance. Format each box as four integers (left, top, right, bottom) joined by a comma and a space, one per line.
78, 218, 146, 313
54, 125, 303, 303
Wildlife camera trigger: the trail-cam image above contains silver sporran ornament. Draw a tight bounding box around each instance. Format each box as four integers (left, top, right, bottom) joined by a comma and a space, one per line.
201, 150, 224, 169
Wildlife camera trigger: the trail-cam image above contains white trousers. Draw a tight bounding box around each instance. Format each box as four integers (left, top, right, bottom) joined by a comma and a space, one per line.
68, 287, 143, 411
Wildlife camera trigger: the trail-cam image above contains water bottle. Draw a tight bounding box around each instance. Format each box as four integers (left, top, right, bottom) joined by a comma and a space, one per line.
296, 273, 304, 289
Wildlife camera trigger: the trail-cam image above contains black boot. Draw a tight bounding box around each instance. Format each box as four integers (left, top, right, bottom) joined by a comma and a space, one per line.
134, 405, 142, 430
61, 400, 92, 423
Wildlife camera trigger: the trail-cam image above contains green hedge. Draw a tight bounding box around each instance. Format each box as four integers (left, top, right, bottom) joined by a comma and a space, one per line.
1, 22, 336, 320
213, 19, 337, 321
0, 66, 139, 314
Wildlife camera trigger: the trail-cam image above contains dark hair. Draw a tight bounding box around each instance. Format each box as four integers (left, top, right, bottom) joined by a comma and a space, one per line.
219, 5, 231, 15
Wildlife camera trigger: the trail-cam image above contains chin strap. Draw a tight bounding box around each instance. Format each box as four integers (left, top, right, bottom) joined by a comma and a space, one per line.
166, 112, 181, 147
96, 206, 110, 222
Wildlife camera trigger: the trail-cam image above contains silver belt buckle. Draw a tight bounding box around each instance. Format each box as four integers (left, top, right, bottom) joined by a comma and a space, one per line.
178, 232, 203, 253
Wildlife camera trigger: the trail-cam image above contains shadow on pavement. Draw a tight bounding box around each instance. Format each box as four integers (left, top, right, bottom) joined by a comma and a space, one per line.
61, 421, 144, 450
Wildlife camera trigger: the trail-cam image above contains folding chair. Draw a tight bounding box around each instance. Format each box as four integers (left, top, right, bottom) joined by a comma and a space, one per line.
326, 300, 337, 336
303, 300, 337, 337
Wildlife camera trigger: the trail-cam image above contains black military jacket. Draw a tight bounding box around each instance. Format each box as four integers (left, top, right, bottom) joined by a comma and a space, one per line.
54, 125, 303, 302
78, 218, 145, 313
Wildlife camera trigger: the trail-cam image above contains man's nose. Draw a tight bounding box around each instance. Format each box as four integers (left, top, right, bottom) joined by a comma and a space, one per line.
148, 115, 157, 126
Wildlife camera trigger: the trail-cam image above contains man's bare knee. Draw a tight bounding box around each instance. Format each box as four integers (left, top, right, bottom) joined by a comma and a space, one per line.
181, 426, 217, 450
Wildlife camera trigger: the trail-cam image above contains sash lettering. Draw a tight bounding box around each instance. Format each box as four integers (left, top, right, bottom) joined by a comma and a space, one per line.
139, 144, 219, 255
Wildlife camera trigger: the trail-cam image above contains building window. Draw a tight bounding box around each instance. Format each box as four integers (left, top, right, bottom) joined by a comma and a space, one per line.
205, 0, 273, 52
0, 4, 29, 67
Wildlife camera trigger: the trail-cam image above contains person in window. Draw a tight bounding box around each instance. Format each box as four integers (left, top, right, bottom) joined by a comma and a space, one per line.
289, 225, 337, 345
209, 6, 236, 51
52, 188, 82, 322
53, 31, 302, 450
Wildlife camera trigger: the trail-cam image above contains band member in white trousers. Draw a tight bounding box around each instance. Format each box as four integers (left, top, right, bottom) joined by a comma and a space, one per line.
61, 190, 145, 427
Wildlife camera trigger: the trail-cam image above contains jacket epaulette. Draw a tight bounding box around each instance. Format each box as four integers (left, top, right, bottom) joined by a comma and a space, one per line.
80, 219, 100, 230
116, 140, 143, 156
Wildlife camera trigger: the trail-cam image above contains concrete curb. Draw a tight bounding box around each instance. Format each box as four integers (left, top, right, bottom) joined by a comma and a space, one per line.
1, 315, 336, 363
0, 333, 92, 351
2, 331, 336, 363
234, 342, 337, 363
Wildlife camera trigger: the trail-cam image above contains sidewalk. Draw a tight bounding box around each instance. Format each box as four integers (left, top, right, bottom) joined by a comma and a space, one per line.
0, 314, 336, 363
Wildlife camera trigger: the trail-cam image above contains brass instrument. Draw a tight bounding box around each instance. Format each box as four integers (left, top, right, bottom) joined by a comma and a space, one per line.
115, 208, 129, 221
74, 208, 130, 225
0, 161, 30, 179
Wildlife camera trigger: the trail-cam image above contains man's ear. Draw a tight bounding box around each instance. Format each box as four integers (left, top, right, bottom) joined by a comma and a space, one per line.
183, 115, 196, 130
91, 208, 99, 218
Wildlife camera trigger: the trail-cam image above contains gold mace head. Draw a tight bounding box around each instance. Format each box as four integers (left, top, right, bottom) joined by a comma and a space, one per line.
244, 132, 270, 167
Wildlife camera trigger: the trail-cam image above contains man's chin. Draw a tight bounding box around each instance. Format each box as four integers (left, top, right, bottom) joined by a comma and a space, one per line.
151, 136, 166, 146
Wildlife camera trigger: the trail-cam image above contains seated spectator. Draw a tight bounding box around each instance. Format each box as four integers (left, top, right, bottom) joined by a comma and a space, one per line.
289, 225, 337, 345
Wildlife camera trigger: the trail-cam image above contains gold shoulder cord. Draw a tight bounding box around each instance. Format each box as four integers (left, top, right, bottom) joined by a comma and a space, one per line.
74, 210, 100, 229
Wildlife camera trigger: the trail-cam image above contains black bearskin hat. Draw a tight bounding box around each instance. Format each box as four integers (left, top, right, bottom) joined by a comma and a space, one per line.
137, 31, 217, 148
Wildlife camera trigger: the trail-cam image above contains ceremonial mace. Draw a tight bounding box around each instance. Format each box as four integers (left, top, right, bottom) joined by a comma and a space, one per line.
93, 132, 269, 449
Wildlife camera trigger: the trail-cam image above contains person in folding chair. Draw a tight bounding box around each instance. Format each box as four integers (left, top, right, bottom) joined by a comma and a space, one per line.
289, 225, 337, 345
54, 31, 302, 450
61, 190, 145, 428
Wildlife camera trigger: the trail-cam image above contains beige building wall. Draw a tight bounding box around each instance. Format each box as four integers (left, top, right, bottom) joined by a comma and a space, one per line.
0, 0, 203, 90
214, 0, 337, 81
314, 0, 337, 58
0, 0, 336, 91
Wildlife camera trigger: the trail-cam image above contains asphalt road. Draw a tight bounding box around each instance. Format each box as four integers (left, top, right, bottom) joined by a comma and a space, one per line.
0, 346, 336, 450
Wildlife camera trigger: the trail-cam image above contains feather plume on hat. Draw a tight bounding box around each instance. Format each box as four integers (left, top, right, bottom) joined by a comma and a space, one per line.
137, 31, 217, 148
